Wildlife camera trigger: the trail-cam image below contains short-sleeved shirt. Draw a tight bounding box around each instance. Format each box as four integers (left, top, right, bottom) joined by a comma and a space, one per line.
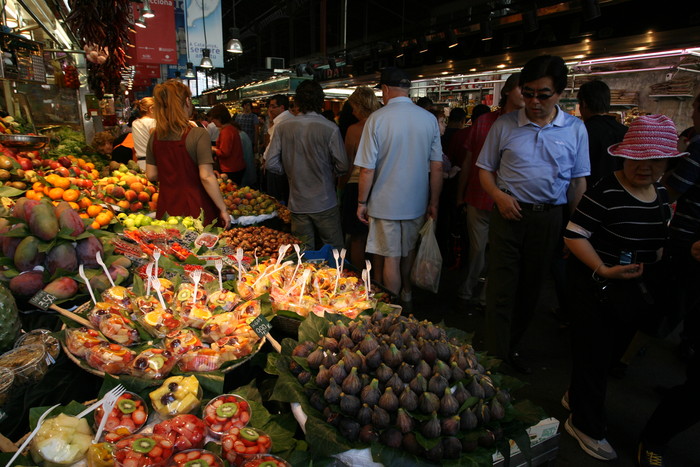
132, 116, 156, 165
354, 96, 443, 220
476, 106, 590, 205
146, 127, 213, 167
266, 112, 348, 214
565, 173, 671, 265
235, 112, 259, 144
668, 136, 700, 245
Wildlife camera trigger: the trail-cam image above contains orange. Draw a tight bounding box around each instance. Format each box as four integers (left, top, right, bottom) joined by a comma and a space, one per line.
54, 177, 71, 190
25, 190, 37, 200
62, 189, 79, 202
44, 174, 57, 186
86, 204, 103, 217
78, 197, 92, 209
32, 181, 44, 192
90, 221, 101, 229
117, 200, 130, 210
68, 201, 80, 210
95, 212, 112, 227
48, 187, 65, 200
86, 162, 95, 170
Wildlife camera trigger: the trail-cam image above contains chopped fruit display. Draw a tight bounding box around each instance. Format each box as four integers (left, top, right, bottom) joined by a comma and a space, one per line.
30, 413, 93, 465
203, 394, 251, 439
113, 434, 174, 467
94, 391, 148, 443
239, 454, 291, 467
167, 449, 224, 467
87, 443, 114, 467
153, 414, 207, 452
222, 427, 272, 466
149, 375, 202, 417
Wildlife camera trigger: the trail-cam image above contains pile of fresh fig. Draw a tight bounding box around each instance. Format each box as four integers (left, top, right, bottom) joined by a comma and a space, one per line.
289, 311, 511, 462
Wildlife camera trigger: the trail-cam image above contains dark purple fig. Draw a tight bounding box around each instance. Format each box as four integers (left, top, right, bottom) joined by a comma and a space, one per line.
397, 362, 415, 383
441, 415, 460, 436
341, 367, 362, 395
338, 417, 360, 442
442, 437, 462, 459
401, 329, 414, 346
355, 350, 368, 373
468, 377, 485, 399
478, 429, 496, 448
357, 403, 373, 426
466, 353, 479, 370
359, 424, 379, 444
480, 375, 496, 398
341, 348, 360, 370
389, 329, 403, 348
440, 387, 460, 417
386, 372, 405, 393
450, 361, 466, 382
322, 351, 338, 368
292, 341, 316, 358
435, 340, 452, 361
297, 371, 311, 385
307, 347, 325, 370
382, 344, 402, 369
361, 379, 381, 406
372, 405, 391, 429
414, 360, 431, 379
395, 408, 414, 434
288, 360, 303, 376
326, 409, 341, 426
340, 393, 361, 416
492, 426, 504, 441
318, 336, 339, 353
475, 400, 491, 424
496, 389, 512, 405
460, 407, 478, 431
379, 427, 402, 449
425, 442, 443, 462
404, 320, 418, 337
399, 387, 418, 411
315, 365, 331, 388
421, 412, 441, 439
401, 432, 421, 455
371, 309, 384, 323
309, 390, 327, 412
365, 347, 381, 369
419, 392, 441, 414
421, 341, 437, 364
360, 373, 371, 389
428, 373, 448, 395
461, 438, 478, 452
490, 399, 505, 420
378, 387, 399, 412
426, 324, 443, 341
416, 325, 428, 340
351, 325, 366, 343
433, 360, 451, 381
376, 363, 393, 383
379, 316, 393, 334
451, 350, 469, 370
402, 344, 422, 365
409, 373, 427, 394
454, 382, 471, 405
338, 334, 355, 350
324, 379, 342, 404
329, 360, 347, 384
327, 321, 349, 341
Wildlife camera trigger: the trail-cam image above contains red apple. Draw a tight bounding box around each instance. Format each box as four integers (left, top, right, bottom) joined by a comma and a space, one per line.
58, 156, 72, 168
56, 167, 70, 177
49, 161, 60, 170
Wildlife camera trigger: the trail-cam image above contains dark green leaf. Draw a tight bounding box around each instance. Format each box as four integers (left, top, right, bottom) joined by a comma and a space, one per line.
370, 441, 426, 467
204, 441, 222, 457
231, 381, 264, 403
265, 352, 283, 376
297, 313, 330, 344
193, 371, 225, 396
0, 186, 26, 197
1, 224, 29, 237
274, 309, 304, 320
414, 431, 442, 450
131, 274, 145, 298
304, 416, 355, 457
0, 452, 35, 467
511, 399, 546, 427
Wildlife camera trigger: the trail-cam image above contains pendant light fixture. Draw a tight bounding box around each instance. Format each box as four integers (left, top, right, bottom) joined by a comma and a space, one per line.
199, 0, 213, 68
141, 0, 155, 19
135, 10, 147, 29
226, 3, 243, 54
185, 62, 196, 78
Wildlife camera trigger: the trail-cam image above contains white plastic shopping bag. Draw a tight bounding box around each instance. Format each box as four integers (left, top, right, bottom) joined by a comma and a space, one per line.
410, 217, 442, 293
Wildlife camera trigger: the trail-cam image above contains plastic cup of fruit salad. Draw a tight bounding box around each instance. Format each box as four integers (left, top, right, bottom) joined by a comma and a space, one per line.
94, 391, 148, 443
222, 427, 273, 466
240, 454, 292, 467
152, 414, 207, 452
113, 434, 174, 467
202, 394, 251, 439
167, 449, 224, 467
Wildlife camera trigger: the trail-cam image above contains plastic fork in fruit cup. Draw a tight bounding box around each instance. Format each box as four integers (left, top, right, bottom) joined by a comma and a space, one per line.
7, 403, 61, 466
253, 247, 259, 267
76, 384, 128, 419
235, 247, 244, 283
275, 244, 291, 266
79, 264, 97, 304
297, 269, 311, 305
151, 276, 167, 309
332, 249, 340, 295
190, 268, 202, 305
153, 248, 161, 279
93, 384, 127, 443
95, 251, 115, 288
362, 269, 369, 301
145, 262, 154, 296
339, 248, 347, 276
214, 257, 224, 291
290, 244, 302, 283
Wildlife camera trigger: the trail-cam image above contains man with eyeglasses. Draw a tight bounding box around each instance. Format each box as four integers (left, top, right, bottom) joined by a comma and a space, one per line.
476, 55, 590, 375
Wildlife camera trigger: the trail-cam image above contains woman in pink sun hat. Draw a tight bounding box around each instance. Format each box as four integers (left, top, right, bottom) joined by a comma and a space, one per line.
560, 114, 686, 461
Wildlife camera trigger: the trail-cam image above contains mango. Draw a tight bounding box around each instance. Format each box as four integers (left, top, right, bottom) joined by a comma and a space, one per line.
12, 198, 36, 221
14, 236, 45, 271
0, 218, 10, 233
2, 223, 25, 258
9, 271, 45, 297
108, 264, 129, 283
110, 256, 132, 269
88, 274, 112, 295
43, 277, 79, 300
46, 243, 78, 275
58, 209, 86, 237
54, 201, 73, 218
76, 235, 103, 268
29, 202, 59, 241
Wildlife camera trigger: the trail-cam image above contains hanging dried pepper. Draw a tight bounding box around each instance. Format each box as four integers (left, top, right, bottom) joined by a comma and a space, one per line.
66, 0, 133, 98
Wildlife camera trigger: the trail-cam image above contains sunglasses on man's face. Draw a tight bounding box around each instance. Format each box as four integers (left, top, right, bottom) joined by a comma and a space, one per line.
522, 89, 555, 100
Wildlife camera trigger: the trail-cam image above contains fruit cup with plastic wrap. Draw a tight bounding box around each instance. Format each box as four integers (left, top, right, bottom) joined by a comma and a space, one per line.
87, 443, 114, 467
167, 449, 224, 467
65, 327, 107, 358
113, 434, 175, 467
85, 342, 135, 375
241, 454, 291, 467
203, 394, 251, 439
153, 414, 207, 452
30, 413, 94, 466
164, 329, 203, 357
130, 348, 177, 379
222, 427, 272, 466
149, 375, 202, 418
134, 306, 182, 339
94, 392, 149, 443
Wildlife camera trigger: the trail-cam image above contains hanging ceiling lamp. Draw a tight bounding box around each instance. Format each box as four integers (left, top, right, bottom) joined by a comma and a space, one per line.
199, 0, 213, 68
135, 10, 147, 28
226, 28, 243, 54
185, 62, 196, 78
141, 0, 155, 19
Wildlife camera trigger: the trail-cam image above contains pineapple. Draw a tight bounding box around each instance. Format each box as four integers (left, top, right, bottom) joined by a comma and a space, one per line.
149, 375, 201, 416
0, 284, 21, 351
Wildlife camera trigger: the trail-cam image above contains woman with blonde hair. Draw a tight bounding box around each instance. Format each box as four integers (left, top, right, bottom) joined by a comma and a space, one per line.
132, 96, 156, 170
146, 79, 230, 227
341, 86, 381, 267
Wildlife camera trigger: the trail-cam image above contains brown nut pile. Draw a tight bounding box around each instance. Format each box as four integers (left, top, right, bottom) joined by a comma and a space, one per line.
220, 226, 301, 259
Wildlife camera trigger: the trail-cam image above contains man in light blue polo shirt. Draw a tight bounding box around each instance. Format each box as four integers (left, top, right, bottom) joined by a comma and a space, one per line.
355, 67, 443, 301
477, 55, 589, 374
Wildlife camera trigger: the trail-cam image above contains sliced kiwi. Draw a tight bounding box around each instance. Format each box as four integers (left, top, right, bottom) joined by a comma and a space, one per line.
257, 462, 277, 467
184, 460, 210, 467
215, 402, 238, 418
239, 427, 259, 442
150, 355, 166, 370
131, 437, 156, 454
117, 399, 137, 414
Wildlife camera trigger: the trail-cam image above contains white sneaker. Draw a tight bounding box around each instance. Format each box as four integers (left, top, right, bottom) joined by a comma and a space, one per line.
561, 391, 570, 411
565, 415, 617, 461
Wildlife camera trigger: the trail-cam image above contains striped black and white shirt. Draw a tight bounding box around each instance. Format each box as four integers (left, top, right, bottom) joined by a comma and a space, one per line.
565, 173, 671, 265
668, 138, 700, 245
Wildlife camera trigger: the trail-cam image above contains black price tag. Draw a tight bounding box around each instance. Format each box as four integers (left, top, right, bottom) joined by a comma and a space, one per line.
249, 315, 273, 338
29, 290, 58, 311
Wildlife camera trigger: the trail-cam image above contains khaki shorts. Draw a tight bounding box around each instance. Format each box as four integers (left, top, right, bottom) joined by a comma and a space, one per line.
366, 216, 424, 257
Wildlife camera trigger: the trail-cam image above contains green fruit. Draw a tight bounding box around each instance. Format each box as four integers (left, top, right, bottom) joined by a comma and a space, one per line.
184, 461, 210, 467
118, 399, 137, 414
216, 402, 238, 418
239, 427, 259, 442
150, 355, 165, 370
258, 462, 276, 467
0, 284, 21, 351
131, 437, 156, 453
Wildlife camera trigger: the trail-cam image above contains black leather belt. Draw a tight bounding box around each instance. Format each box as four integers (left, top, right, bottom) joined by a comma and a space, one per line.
501, 189, 561, 212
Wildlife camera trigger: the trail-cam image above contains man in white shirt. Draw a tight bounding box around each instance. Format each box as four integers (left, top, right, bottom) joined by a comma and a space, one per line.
263, 94, 294, 202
